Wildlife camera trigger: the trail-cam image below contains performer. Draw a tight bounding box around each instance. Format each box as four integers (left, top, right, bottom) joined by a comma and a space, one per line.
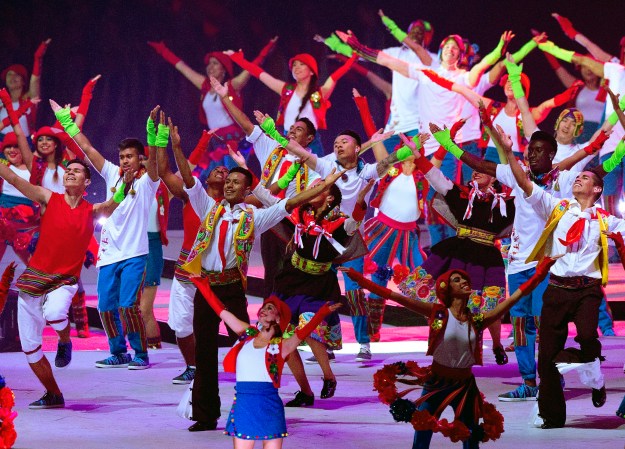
0, 157, 129, 409
258, 113, 408, 361
341, 257, 553, 448
502, 128, 625, 428
0, 132, 39, 266
272, 179, 370, 406
0, 38, 50, 137
193, 283, 338, 447
53, 102, 162, 370
171, 121, 346, 431
148, 37, 277, 170
158, 123, 227, 384
228, 48, 357, 156
399, 128, 515, 364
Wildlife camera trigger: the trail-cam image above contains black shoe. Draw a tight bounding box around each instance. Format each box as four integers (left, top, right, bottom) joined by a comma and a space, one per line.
540, 421, 564, 429
320, 378, 337, 399
285, 391, 314, 407
592, 386, 606, 408
493, 346, 508, 365
188, 420, 218, 432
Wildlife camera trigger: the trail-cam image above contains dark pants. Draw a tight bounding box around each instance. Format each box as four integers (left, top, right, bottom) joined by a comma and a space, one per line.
260, 230, 287, 298
538, 283, 602, 427
191, 281, 249, 423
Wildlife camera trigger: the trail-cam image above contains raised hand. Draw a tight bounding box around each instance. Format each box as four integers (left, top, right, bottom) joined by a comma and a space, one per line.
209, 76, 228, 98
313, 34, 325, 43
429, 122, 443, 134
357, 178, 376, 203
34, 38, 52, 59
370, 128, 394, 144
123, 168, 137, 184
418, 132, 431, 148
552, 13, 578, 40
531, 31, 548, 45
228, 144, 248, 169
325, 167, 347, 186
254, 110, 273, 126
49, 99, 62, 113
494, 124, 514, 153
168, 118, 181, 147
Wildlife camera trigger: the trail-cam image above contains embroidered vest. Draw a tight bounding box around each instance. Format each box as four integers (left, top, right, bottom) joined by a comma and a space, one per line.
426, 303, 484, 366
260, 146, 308, 195
182, 201, 255, 289
479, 101, 527, 152
223, 327, 285, 388
526, 199, 609, 285
370, 163, 429, 219
199, 79, 243, 127
276, 83, 329, 130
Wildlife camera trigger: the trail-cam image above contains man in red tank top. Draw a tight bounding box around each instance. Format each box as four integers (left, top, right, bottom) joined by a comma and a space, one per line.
0, 159, 128, 409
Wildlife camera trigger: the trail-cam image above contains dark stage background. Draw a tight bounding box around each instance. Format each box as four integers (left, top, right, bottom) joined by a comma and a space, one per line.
1, 0, 624, 229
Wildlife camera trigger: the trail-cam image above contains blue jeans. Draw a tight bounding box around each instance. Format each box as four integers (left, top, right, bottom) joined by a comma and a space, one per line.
508, 267, 550, 381
97, 255, 148, 358
340, 257, 369, 345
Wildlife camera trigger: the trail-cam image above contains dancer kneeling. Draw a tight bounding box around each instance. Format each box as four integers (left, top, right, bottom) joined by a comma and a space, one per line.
192, 280, 339, 448
341, 257, 554, 448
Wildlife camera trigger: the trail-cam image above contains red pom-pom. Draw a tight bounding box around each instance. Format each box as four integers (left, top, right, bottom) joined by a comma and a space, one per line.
392, 264, 410, 284
364, 257, 378, 275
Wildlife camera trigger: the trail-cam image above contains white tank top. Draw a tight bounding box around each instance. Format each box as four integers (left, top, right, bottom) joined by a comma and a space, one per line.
283, 92, 317, 131
202, 91, 235, 129
2, 165, 30, 198
488, 109, 523, 153
432, 313, 476, 369
236, 340, 273, 383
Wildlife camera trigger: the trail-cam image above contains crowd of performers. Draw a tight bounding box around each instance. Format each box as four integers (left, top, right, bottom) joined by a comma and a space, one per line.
2, 9, 625, 448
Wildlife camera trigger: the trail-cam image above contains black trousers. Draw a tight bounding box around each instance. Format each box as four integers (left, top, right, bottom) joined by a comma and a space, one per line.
191, 281, 249, 423
537, 283, 602, 426
260, 230, 287, 298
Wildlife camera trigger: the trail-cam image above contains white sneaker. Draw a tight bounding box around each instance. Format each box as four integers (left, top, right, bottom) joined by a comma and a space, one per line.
355, 346, 371, 362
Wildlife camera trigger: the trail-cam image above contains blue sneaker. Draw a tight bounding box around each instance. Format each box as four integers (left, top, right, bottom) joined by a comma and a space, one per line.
172, 366, 195, 384
55, 341, 72, 369
95, 353, 132, 368
128, 356, 150, 370
29, 392, 65, 409
602, 328, 616, 337
498, 384, 538, 402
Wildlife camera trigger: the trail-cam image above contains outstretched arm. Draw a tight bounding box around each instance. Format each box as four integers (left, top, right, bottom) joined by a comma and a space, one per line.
51, 99, 106, 172
319, 53, 358, 99
378, 10, 433, 66
212, 76, 255, 135
28, 38, 51, 101
430, 122, 498, 177
552, 13, 614, 62
482, 257, 556, 326
192, 277, 249, 335
467, 30, 514, 87
228, 50, 286, 95
494, 124, 532, 195
0, 89, 34, 169
169, 118, 195, 189
281, 303, 342, 356
284, 168, 346, 213
339, 267, 434, 317
158, 124, 191, 201
230, 36, 278, 91
148, 41, 206, 89
74, 74, 101, 129
0, 162, 50, 205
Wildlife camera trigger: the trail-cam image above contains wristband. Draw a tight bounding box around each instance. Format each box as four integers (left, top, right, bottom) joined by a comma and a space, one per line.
352, 201, 367, 222
55, 107, 81, 138
381, 15, 407, 43
260, 116, 289, 147
552, 85, 576, 106
511, 39, 537, 63
608, 111, 620, 126
113, 182, 126, 203
538, 41, 575, 63
602, 140, 625, 173
277, 162, 301, 189
482, 38, 505, 66
584, 131, 609, 155
155, 123, 169, 147
295, 303, 333, 340
77, 78, 98, 117
191, 277, 227, 316
397, 145, 413, 161
329, 53, 357, 82
422, 69, 454, 91
189, 131, 212, 164
324, 34, 354, 57
251, 39, 277, 64
414, 153, 434, 173
433, 128, 464, 159
146, 117, 156, 146
229, 51, 264, 79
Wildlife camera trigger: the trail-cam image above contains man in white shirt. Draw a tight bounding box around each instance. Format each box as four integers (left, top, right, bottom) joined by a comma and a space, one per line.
503, 137, 625, 429
213, 76, 320, 296
173, 132, 344, 430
